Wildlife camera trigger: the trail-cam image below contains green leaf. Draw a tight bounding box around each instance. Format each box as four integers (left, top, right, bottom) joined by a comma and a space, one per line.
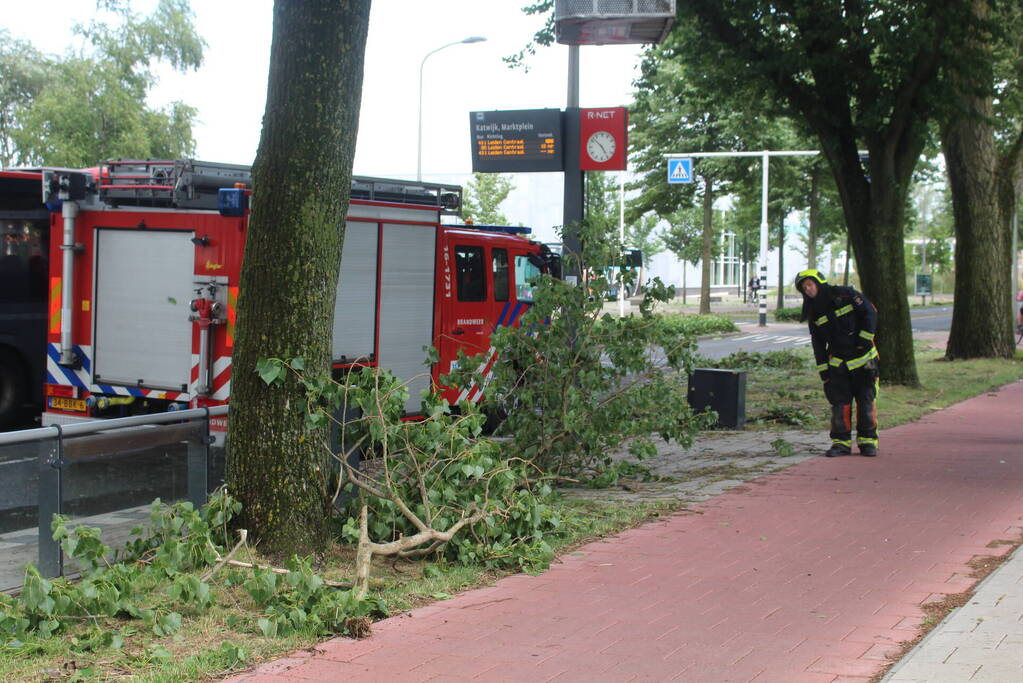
257, 617, 277, 637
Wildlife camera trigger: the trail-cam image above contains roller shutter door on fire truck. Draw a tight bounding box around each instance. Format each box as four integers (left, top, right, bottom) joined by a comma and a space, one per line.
93, 229, 194, 391
332, 220, 377, 362
377, 223, 435, 413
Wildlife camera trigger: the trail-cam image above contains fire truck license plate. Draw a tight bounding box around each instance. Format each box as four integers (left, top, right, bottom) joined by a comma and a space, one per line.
48, 397, 87, 412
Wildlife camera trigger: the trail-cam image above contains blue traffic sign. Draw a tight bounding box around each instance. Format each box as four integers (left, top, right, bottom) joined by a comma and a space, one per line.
667, 158, 693, 184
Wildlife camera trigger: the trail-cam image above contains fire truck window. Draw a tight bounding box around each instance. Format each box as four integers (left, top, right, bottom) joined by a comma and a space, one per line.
455, 245, 486, 302
515, 254, 542, 302
0, 221, 48, 304
492, 248, 509, 302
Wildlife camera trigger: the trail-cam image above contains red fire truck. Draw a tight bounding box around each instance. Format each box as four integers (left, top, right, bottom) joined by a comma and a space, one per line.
34, 159, 555, 437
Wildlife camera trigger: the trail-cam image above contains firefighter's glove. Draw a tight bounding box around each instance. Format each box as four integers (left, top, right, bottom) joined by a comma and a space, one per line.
819, 369, 830, 383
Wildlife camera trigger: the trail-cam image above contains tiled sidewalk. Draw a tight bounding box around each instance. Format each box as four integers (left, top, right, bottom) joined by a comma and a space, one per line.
225, 380, 1023, 682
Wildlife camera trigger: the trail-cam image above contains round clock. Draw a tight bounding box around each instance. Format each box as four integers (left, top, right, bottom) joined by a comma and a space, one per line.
586, 130, 616, 163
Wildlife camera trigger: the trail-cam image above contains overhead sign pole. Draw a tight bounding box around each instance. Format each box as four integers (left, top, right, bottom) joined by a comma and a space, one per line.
554, 0, 676, 285
562, 45, 583, 283
664, 149, 820, 327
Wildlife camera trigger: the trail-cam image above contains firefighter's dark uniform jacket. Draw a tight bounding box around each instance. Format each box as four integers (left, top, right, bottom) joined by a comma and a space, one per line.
805, 284, 879, 451
807, 285, 878, 375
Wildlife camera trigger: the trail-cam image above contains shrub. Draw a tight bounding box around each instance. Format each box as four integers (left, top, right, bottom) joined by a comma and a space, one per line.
707, 349, 812, 372
450, 221, 710, 483
653, 313, 737, 337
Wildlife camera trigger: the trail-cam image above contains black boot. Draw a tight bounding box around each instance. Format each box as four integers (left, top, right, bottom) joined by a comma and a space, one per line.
825, 443, 852, 457
859, 444, 878, 457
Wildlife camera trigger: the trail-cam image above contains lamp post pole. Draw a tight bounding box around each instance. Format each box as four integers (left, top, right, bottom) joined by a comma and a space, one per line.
417, 36, 485, 182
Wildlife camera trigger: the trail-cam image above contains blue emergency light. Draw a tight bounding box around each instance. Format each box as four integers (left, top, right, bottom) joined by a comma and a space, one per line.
467, 225, 532, 235
218, 188, 249, 217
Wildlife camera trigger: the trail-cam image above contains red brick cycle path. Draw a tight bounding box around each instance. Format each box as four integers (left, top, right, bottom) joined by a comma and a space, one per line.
225, 380, 1023, 682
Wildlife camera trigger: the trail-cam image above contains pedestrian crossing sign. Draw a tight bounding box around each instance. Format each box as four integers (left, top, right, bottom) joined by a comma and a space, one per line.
667, 158, 693, 184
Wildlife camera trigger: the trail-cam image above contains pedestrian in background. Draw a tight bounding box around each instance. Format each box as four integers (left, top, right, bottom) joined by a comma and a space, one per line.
795, 269, 880, 457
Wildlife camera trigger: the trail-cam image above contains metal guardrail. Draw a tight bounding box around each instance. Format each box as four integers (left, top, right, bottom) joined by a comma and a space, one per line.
0, 406, 227, 580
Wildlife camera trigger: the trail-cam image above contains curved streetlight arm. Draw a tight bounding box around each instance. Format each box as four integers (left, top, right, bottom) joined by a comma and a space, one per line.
417, 37, 486, 182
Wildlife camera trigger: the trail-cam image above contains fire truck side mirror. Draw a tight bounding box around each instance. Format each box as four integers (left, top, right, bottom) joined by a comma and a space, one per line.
43, 171, 90, 206
440, 192, 461, 213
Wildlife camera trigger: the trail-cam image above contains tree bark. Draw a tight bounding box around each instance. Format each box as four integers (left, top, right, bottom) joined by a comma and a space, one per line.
227, 0, 372, 557
699, 176, 714, 314
942, 0, 1020, 359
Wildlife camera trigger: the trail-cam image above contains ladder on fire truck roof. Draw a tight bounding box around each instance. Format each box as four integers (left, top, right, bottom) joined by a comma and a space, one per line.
96, 159, 462, 214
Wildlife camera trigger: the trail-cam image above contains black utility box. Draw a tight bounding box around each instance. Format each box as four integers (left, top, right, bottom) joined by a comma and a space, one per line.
687, 368, 747, 429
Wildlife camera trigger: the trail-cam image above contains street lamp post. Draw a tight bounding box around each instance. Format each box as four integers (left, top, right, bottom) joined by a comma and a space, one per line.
417, 36, 485, 182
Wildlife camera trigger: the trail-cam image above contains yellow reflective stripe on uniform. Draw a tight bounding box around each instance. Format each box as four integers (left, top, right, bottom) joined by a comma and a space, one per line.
815, 315, 829, 326
856, 437, 879, 446
835, 304, 854, 317
858, 330, 875, 340
816, 362, 829, 372
831, 439, 852, 446
846, 346, 879, 370
828, 357, 844, 367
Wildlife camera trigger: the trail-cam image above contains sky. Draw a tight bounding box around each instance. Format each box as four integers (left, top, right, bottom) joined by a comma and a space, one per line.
4, 0, 647, 244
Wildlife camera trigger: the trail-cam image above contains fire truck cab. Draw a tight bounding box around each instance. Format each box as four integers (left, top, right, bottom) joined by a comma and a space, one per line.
38, 160, 553, 434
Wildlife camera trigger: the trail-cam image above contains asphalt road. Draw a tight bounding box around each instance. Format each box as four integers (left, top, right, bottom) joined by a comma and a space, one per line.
694, 305, 953, 359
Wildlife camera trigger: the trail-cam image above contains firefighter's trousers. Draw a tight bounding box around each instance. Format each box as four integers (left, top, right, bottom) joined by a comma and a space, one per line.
824, 358, 879, 450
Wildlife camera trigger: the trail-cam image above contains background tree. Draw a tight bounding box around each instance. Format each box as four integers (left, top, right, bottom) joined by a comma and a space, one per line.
3, 0, 203, 167
461, 173, 515, 225
720, 195, 761, 300
659, 206, 704, 305
629, 47, 754, 314
584, 170, 621, 236
906, 180, 954, 278
940, 0, 1023, 359
798, 161, 847, 274
228, 0, 372, 557
672, 0, 985, 385
625, 213, 665, 295
0, 34, 50, 167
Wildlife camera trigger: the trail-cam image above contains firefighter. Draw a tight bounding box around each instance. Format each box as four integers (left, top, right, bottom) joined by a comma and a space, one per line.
795, 269, 880, 457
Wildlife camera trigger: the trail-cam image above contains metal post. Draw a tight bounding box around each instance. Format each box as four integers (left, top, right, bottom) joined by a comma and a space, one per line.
619, 170, 626, 317
562, 44, 583, 281
37, 428, 63, 578
59, 200, 78, 365
187, 408, 210, 508
759, 152, 769, 327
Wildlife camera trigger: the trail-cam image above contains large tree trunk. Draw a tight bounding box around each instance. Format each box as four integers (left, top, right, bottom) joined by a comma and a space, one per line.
943, 119, 1015, 358
227, 0, 372, 557
822, 136, 922, 386
942, 0, 1020, 359
699, 177, 714, 314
